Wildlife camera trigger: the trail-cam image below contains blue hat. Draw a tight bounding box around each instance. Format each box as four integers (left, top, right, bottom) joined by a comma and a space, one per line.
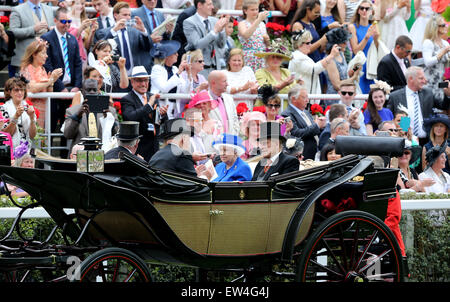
423, 114, 450, 135
212, 134, 246, 156
153, 40, 181, 59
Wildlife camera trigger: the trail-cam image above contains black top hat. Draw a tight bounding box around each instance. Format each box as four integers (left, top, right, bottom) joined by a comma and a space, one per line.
258, 122, 286, 142
159, 118, 194, 140
116, 121, 142, 141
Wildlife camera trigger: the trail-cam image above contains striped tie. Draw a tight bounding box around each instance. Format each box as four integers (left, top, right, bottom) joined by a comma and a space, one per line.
412, 92, 420, 136
61, 35, 71, 79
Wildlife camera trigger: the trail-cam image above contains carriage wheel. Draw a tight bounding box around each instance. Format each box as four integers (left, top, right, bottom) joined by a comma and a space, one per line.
78, 248, 152, 282
296, 210, 404, 282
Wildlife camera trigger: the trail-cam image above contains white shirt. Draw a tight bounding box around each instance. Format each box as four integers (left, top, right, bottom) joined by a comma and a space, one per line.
100, 10, 115, 29
405, 86, 426, 138
110, 27, 135, 75
391, 50, 407, 75
54, 28, 71, 84
419, 168, 450, 193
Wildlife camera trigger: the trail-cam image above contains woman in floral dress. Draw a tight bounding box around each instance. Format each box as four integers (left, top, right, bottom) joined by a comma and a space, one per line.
238, 0, 271, 72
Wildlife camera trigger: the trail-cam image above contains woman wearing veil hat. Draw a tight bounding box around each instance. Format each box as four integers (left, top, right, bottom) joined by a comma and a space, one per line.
150, 40, 189, 119
418, 142, 450, 193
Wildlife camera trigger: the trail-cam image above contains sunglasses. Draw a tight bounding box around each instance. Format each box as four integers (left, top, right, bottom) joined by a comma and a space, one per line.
403, 150, 411, 156
387, 128, 400, 133
401, 47, 412, 54
267, 104, 281, 108
340, 91, 354, 96
59, 19, 72, 24
359, 6, 371, 11
438, 24, 447, 27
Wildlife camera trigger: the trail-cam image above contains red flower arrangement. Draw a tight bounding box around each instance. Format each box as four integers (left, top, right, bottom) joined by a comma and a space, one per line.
310, 104, 324, 117
252, 106, 266, 113
113, 101, 123, 122
0, 16, 9, 24
265, 22, 291, 41
236, 102, 249, 116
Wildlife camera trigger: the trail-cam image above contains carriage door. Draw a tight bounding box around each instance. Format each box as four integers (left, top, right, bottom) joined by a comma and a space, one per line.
207, 182, 271, 256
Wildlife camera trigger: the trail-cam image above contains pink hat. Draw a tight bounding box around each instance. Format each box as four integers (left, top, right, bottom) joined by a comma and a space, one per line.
188, 90, 218, 109
240, 111, 267, 136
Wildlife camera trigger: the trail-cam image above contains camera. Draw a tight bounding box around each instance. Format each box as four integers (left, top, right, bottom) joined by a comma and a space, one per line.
126, 19, 136, 27
438, 82, 448, 88
111, 55, 120, 62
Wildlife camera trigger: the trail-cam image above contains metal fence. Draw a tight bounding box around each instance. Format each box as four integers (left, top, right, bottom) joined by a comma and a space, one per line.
0, 91, 368, 155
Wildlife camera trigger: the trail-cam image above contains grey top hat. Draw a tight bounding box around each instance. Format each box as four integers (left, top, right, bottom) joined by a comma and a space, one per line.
257, 121, 286, 142
116, 121, 142, 141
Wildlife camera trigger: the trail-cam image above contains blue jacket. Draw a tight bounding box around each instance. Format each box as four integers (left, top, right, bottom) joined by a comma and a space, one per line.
213, 157, 252, 182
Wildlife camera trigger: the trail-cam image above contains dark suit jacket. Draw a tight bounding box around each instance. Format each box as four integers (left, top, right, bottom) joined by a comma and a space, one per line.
281, 105, 321, 160
172, 6, 196, 58
120, 90, 167, 161
387, 86, 449, 118
104, 145, 147, 165
41, 29, 83, 92
377, 53, 410, 92
149, 144, 197, 177
252, 152, 299, 181
100, 26, 154, 74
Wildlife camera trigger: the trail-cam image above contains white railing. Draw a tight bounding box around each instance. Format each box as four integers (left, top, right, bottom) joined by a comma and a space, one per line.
0, 92, 368, 154
0, 199, 448, 219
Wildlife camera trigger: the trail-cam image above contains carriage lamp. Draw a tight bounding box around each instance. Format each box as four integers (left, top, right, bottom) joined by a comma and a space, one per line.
76, 137, 104, 173
0, 133, 11, 166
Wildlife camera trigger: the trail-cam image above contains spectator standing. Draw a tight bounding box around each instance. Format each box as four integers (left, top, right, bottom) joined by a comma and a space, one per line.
337, 0, 361, 23
386, 66, 450, 145
183, 0, 228, 77
151, 40, 189, 119
9, 0, 55, 77
92, 0, 115, 31
41, 7, 83, 135
363, 81, 394, 135
377, 0, 411, 51
237, 0, 270, 72
63, 79, 118, 154
89, 40, 130, 93
409, 0, 434, 53
171, 3, 196, 63
289, 29, 340, 95
282, 85, 327, 160
377, 35, 413, 92
99, 1, 154, 75
208, 70, 240, 135
347, 0, 378, 94
20, 38, 63, 129
422, 15, 450, 100
0, 78, 37, 149
120, 66, 169, 161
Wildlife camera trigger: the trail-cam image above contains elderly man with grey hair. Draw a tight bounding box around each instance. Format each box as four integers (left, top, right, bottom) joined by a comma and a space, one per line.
281, 84, 326, 160
387, 66, 450, 145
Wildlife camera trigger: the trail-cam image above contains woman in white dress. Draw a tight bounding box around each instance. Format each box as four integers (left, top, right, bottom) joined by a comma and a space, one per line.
225, 48, 258, 108
422, 15, 450, 99
419, 143, 450, 193
289, 29, 340, 95
377, 0, 411, 51
409, 0, 434, 53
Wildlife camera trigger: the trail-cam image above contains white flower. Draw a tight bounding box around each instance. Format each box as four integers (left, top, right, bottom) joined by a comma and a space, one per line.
286, 138, 296, 149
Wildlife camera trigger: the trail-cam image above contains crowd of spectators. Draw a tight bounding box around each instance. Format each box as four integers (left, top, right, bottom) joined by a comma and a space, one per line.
0, 0, 448, 193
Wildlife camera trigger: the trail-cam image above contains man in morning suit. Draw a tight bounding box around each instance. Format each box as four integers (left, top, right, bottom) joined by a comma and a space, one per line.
132, 0, 174, 43
120, 66, 168, 162
387, 66, 450, 145
183, 0, 228, 76
97, 2, 154, 76
104, 121, 143, 162
281, 85, 327, 160
377, 35, 413, 92
41, 6, 83, 133
148, 118, 198, 177
252, 122, 299, 181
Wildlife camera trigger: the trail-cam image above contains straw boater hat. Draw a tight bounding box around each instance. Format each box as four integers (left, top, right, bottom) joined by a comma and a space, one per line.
254, 38, 292, 61
212, 134, 246, 156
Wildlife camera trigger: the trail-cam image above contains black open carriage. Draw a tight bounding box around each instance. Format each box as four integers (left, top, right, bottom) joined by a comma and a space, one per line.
0, 136, 407, 282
